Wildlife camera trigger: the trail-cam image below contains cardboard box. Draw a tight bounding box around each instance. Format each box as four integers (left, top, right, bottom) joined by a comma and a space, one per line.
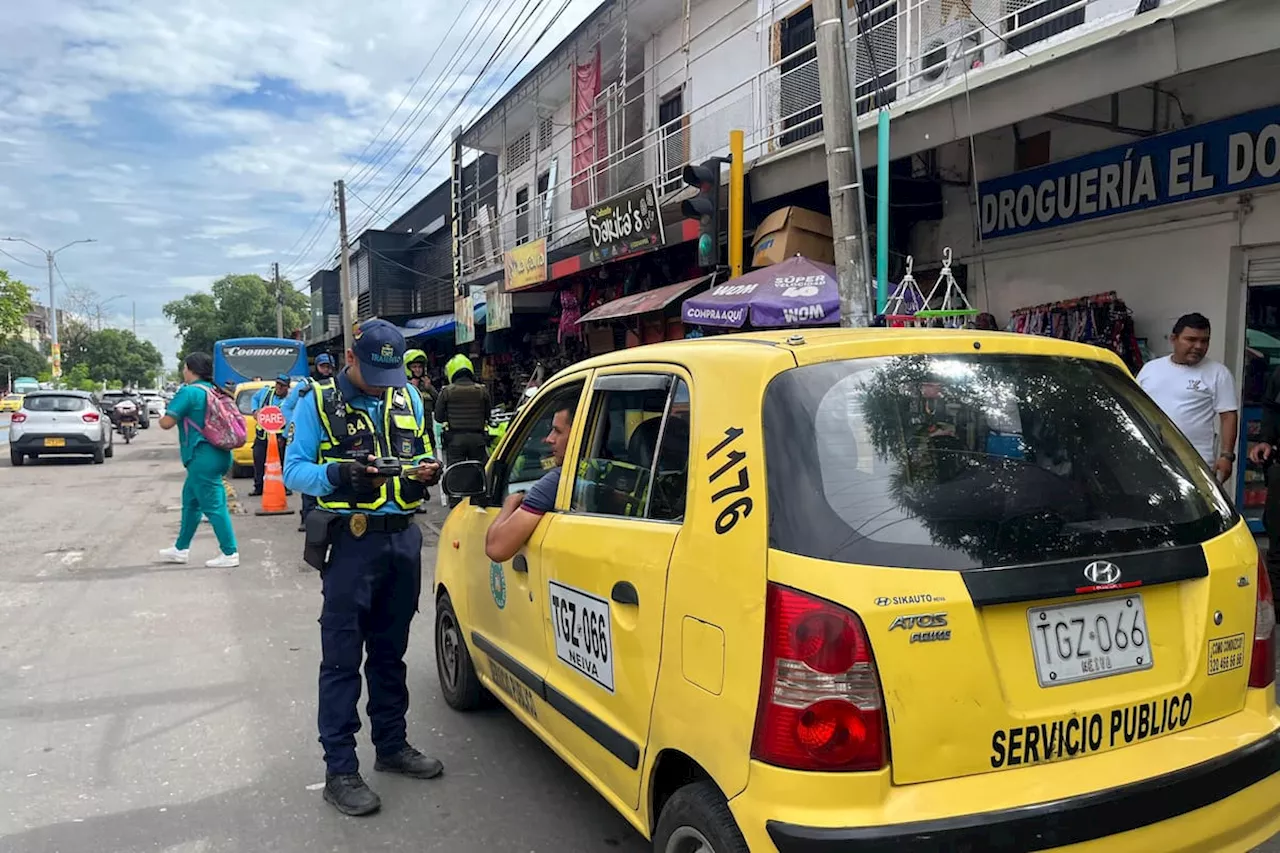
751, 206, 834, 267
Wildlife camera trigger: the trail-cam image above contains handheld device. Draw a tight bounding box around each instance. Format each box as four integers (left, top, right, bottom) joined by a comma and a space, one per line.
370, 457, 403, 477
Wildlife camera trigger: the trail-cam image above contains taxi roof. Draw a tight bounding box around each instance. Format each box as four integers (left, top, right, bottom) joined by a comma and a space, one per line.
566, 328, 1129, 375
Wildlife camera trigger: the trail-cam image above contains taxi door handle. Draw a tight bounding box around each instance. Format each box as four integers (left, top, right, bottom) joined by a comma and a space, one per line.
513, 555, 529, 574
611, 581, 639, 606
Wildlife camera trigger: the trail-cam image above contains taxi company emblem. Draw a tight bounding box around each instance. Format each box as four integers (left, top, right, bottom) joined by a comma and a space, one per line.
1083, 560, 1121, 585
489, 561, 507, 609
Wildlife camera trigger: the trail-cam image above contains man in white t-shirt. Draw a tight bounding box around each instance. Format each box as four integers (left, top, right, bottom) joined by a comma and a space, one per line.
1136, 313, 1238, 483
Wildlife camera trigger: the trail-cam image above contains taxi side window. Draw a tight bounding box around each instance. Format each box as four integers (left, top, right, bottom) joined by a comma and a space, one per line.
235, 389, 256, 415
502, 384, 584, 496
571, 375, 690, 521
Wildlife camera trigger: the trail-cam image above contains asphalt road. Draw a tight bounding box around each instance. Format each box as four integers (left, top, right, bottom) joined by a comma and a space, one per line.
1, 424, 1278, 853
0, 426, 645, 853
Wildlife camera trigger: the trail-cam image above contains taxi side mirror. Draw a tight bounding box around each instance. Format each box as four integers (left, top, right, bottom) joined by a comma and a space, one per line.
442, 460, 487, 498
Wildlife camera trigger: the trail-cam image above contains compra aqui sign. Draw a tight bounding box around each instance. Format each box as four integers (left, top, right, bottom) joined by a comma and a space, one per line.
978, 104, 1280, 240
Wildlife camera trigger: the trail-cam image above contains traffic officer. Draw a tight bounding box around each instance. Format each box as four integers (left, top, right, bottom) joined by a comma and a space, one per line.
433, 354, 492, 505
404, 349, 437, 514
282, 353, 337, 531
282, 319, 443, 817
251, 374, 293, 497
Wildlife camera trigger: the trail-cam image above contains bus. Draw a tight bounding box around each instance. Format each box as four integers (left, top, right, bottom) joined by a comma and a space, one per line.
12, 376, 39, 395
212, 337, 308, 389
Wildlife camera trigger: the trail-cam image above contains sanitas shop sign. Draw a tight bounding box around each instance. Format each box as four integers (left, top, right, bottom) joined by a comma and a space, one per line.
979, 104, 1280, 239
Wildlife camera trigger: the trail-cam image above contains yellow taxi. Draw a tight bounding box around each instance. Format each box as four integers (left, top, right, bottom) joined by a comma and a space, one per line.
0, 393, 22, 413
434, 329, 1280, 853
229, 379, 274, 478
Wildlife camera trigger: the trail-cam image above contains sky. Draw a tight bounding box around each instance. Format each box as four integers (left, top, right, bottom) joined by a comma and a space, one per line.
0, 0, 599, 364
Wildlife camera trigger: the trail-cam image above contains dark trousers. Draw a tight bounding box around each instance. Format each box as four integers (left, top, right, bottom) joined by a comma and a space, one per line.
318, 521, 423, 774
1265, 465, 1280, 601
252, 435, 287, 493
443, 432, 489, 507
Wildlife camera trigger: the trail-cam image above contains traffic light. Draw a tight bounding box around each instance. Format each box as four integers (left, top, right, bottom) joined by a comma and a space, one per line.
682, 158, 727, 269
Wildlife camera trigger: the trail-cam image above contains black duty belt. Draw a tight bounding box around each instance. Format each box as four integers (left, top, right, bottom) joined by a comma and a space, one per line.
343, 512, 414, 537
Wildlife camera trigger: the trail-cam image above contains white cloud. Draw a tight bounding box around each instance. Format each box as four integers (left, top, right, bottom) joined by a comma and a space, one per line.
0, 0, 602, 363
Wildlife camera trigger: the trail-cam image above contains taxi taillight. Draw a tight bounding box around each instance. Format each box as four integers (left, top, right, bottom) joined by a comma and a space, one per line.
1250, 557, 1276, 689
751, 584, 887, 772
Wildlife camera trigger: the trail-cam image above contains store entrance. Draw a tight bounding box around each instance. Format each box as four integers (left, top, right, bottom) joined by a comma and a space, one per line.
1238, 248, 1280, 531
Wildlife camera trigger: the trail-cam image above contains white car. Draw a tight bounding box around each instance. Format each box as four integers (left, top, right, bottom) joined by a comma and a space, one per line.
143, 395, 165, 418
9, 391, 114, 466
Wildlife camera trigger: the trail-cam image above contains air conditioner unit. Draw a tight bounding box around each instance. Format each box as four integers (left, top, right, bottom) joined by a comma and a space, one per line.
905, 0, 1004, 95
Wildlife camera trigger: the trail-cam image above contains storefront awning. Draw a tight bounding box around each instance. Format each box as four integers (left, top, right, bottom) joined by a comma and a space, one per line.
577, 274, 714, 324
399, 301, 488, 340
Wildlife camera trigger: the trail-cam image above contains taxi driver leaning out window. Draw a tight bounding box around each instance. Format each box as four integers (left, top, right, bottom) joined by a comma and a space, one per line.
485, 406, 574, 562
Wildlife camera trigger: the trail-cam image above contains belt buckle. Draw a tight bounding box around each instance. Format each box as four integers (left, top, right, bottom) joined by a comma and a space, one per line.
349, 513, 368, 538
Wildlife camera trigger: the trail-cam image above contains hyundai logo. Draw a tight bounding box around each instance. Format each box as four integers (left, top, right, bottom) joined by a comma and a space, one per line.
1083, 561, 1122, 585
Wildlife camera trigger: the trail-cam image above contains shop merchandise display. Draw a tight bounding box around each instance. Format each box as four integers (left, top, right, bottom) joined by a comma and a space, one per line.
1007, 291, 1144, 374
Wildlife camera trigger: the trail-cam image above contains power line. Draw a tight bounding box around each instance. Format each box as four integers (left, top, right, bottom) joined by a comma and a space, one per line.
350, 0, 553, 228
0, 246, 41, 268
364, 0, 577, 229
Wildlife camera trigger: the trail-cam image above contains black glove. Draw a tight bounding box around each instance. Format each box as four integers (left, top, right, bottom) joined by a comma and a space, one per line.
334, 460, 382, 496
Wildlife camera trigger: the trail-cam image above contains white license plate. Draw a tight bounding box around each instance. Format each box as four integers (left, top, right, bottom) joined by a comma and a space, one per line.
549, 580, 615, 693
1028, 595, 1153, 687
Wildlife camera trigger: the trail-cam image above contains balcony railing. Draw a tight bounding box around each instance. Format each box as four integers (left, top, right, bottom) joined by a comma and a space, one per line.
457, 0, 1134, 279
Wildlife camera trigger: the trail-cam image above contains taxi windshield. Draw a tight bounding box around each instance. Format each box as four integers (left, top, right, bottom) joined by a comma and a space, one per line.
763, 353, 1236, 570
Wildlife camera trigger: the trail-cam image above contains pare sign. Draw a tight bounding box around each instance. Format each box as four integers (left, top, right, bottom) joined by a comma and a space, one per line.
257, 405, 286, 433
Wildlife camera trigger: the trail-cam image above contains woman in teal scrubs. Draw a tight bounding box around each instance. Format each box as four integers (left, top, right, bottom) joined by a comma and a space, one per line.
157, 352, 240, 567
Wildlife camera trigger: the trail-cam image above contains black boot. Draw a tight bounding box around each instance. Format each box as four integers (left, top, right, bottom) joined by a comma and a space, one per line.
374, 745, 444, 779
323, 772, 381, 816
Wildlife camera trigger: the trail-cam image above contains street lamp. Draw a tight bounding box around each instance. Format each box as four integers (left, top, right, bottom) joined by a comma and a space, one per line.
0, 354, 15, 394
1, 237, 96, 378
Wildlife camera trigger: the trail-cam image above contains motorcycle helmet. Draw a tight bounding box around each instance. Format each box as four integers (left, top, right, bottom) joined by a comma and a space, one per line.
404, 348, 428, 377
445, 353, 474, 383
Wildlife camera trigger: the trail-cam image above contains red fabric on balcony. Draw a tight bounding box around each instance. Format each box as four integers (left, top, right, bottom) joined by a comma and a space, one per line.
571, 47, 601, 210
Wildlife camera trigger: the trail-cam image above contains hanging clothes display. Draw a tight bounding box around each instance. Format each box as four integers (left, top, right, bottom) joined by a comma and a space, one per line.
1007, 291, 1144, 374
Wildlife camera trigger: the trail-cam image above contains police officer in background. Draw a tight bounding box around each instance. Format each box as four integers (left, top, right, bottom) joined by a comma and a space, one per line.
282, 353, 337, 531
251, 374, 293, 497
283, 319, 443, 816
404, 349, 437, 514
433, 354, 491, 504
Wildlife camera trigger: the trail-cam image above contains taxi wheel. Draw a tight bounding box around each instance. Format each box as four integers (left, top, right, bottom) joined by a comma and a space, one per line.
435, 594, 486, 711
653, 781, 748, 853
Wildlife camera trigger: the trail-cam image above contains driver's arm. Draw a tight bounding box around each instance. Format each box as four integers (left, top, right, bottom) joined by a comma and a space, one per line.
485, 469, 560, 562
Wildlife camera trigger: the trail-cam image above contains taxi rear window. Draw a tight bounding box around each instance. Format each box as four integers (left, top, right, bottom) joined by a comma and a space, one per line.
763, 354, 1235, 570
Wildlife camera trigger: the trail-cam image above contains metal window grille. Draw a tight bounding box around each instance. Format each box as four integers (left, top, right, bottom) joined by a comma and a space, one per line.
538, 116, 554, 151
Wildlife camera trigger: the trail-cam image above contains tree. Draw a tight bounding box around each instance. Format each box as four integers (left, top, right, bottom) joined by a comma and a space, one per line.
163, 273, 309, 359
0, 269, 34, 339
76, 328, 165, 387
0, 336, 45, 380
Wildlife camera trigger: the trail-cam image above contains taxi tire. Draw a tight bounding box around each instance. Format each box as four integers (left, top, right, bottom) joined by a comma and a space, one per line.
653, 781, 749, 853
435, 594, 487, 711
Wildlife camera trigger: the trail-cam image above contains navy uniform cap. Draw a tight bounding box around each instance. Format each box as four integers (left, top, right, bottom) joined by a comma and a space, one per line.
352, 319, 407, 388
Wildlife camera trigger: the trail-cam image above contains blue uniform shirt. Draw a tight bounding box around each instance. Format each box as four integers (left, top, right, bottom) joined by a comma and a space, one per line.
283, 369, 430, 516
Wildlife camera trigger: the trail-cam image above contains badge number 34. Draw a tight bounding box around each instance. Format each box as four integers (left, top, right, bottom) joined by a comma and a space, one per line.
708, 427, 752, 535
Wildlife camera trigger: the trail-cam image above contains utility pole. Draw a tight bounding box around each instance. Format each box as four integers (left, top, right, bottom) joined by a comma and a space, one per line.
1, 237, 95, 378
272, 262, 284, 338
335, 180, 354, 353
812, 0, 872, 327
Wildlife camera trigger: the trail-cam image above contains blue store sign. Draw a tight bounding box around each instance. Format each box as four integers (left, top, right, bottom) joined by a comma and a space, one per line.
978, 104, 1280, 239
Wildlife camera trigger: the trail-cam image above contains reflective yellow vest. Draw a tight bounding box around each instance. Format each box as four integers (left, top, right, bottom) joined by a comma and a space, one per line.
309, 380, 430, 512
254, 387, 283, 440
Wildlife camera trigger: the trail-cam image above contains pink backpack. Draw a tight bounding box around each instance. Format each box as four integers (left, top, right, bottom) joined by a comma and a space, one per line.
186, 385, 248, 450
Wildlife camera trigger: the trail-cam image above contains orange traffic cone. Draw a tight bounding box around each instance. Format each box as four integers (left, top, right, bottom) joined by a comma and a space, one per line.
255, 435, 292, 516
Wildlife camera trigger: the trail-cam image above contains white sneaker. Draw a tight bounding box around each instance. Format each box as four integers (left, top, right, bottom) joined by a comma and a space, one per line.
159, 547, 190, 564
206, 553, 240, 568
